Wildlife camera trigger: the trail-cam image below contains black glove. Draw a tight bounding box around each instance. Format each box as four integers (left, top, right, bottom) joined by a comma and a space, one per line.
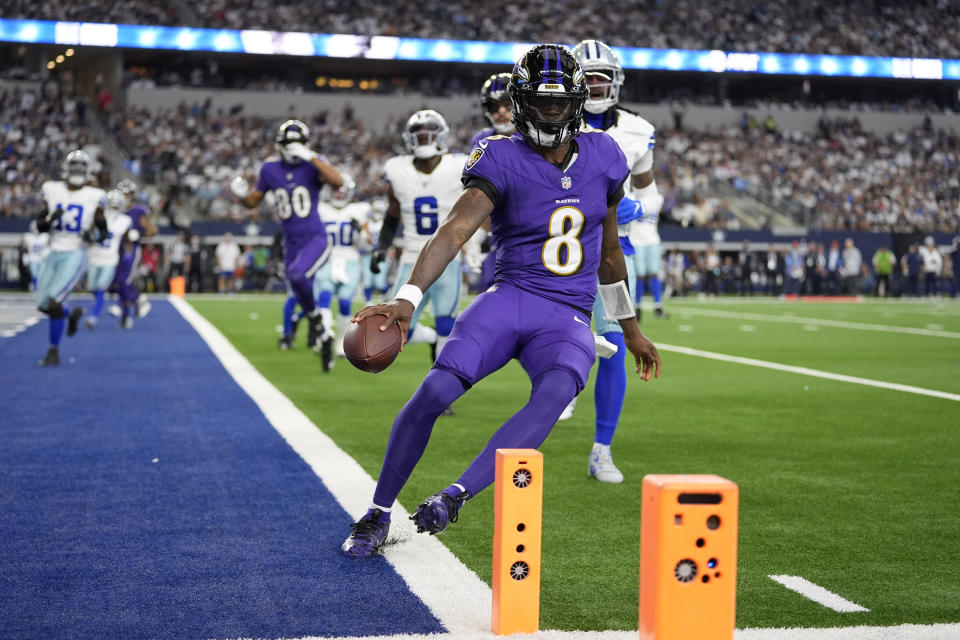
81, 229, 98, 244
369, 249, 386, 274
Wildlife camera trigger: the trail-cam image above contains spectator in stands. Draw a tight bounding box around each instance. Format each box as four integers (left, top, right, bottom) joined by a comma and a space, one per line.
840, 238, 863, 295
872, 246, 895, 297
215, 232, 240, 294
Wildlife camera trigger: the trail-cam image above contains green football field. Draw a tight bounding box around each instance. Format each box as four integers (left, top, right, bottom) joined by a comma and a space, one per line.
191, 295, 960, 632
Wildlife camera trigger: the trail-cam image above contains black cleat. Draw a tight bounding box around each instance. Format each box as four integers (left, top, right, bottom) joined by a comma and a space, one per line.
429, 341, 438, 363
66, 307, 84, 336
320, 335, 334, 372
39, 346, 60, 367
341, 510, 391, 558
410, 489, 471, 535
654, 306, 669, 319
278, 335, 293, 351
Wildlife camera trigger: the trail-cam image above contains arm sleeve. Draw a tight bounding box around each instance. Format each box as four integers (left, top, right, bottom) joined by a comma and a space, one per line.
462, 176, 501, 208
461, 143, 506, 207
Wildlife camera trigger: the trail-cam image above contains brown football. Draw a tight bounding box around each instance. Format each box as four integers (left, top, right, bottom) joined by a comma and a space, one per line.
342, 314, 403, 373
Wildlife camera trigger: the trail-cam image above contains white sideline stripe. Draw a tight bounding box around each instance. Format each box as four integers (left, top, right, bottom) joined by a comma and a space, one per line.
665, 307, 960, 339
659, 343, 960, 403
768, 575, 869, 613
168, 297, 493, 635
172, 297, 960, 640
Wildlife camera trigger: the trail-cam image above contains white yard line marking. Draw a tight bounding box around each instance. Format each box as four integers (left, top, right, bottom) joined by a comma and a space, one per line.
664, 307, 960, 339
659, 343, 960, 403
769, 575, 869, 613
173, 297, 960, 640
169, 297, 492, 635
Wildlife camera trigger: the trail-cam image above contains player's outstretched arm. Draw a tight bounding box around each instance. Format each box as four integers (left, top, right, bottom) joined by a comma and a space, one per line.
597, 203, 661, 381
353, 187, 493, 341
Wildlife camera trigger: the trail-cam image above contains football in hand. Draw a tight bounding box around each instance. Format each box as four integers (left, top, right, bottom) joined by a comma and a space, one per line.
342, 314, 403, 373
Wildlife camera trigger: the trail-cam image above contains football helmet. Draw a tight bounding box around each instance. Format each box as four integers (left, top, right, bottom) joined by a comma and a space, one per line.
509, 44, 587, 148
116, 178, 138, 196
275, 119, 311, 164
62, 150, 93, 187
105, 189, 126, 212
401, 110, 449, 159
330, 174, 356, 209
481, 72, 515, 134
571, 39, 624, 114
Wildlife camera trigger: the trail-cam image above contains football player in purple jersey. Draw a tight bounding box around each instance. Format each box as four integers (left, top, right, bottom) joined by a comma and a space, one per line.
231, 119, 345, 367
342, 44, 660, 558
106, 179, 157, 320
469, 72, 516, 150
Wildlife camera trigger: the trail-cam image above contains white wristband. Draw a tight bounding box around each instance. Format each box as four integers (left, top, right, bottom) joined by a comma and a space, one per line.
394, 283, 423, 310
597, 280, 635, 320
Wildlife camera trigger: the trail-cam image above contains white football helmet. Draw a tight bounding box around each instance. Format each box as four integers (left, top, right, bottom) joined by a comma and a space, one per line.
105, 189, 126, 212
62, 150, 93, 187
571, 39, 624, 114
330, 174, 356, 209
116, 178, 138, 196
402, 110, 449, 159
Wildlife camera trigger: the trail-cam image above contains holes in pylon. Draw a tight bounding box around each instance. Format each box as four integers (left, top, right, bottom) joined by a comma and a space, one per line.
513, 468, 532, 488
510, 561, 530, 580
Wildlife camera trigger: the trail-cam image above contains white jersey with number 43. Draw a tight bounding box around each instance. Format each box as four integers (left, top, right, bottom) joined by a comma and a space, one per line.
41, 181, 106, 252
383, 154, 465, 264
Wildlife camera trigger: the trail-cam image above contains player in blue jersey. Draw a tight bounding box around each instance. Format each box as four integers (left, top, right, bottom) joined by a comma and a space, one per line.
34, 150, 109, 365
231, 119, 344, 368
564, 38, 666, 482
470, 72, 516, 149
342, 44, 661, 558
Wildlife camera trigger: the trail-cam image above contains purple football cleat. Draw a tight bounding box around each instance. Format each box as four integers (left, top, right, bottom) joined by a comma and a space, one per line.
410, 490, 471, 535
341, 509, 390, 558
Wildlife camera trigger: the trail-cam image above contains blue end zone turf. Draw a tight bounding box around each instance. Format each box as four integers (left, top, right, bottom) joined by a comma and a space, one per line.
0, 300, 444, 640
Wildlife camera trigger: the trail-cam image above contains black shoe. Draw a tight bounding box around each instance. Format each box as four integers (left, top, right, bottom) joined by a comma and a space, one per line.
307, 316, 319, 350
341, 510, 391, 558
410, 489, 471, 535
278, 335, 293, 351
635, 307, 642, 323
429, 341, 437, 363
654, 306, 669, 319
66, 307, 84, 336
39, 346, 59, 367
320, 336, 334, 372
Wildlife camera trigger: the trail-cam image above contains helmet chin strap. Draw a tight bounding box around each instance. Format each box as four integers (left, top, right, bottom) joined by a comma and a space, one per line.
67, 175, 86, 186
492, 122, 515, 134
412, 145, 439, 159
524, 121, 572, 148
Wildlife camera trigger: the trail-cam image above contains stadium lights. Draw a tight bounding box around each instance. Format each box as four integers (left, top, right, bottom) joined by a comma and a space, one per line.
65, 47, 74, 56
55, 54, 64, 63
2, 17, 960, 81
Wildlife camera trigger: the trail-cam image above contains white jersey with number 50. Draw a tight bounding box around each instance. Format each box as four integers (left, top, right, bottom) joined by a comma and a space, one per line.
318, 201, 372, 262
41, 181, 106, 252
383, 154, 465, 264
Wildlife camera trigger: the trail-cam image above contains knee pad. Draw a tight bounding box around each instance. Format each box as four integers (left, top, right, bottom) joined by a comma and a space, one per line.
435, 315, 455, 337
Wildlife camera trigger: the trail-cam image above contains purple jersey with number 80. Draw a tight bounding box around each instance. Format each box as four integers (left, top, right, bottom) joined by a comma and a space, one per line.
256, 157, 328, 238
461, 130, 629, 313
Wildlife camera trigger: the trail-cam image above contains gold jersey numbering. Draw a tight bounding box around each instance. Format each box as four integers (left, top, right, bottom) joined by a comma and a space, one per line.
542, 206, 585, 275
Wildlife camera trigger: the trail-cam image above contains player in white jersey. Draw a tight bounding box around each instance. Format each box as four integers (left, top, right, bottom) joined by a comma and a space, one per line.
84, 189, 133, 329
22, 221, 50, 289
371, 110, 466, 365
34, 150, 108, 366
565, 39, 666, 481
314, 176, 372, 364
362, 201, 391, 303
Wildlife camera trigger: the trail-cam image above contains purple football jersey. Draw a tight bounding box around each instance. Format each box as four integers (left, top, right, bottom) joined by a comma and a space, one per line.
255, 158, 327, 237
462, 131, 629, 312
469, 127, 496, 150
124, 205, 149, 233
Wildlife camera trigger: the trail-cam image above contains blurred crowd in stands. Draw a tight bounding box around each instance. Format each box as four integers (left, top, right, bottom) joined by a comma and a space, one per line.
3, 82, 959, 235
5, 0, 960, 59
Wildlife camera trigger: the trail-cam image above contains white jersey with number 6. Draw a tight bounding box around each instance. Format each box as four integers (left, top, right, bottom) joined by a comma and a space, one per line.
383, 154, 465, 264
41, 181, 106, 252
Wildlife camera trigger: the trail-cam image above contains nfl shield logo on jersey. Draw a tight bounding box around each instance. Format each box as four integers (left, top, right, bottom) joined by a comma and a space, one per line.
561, 176, 572, 190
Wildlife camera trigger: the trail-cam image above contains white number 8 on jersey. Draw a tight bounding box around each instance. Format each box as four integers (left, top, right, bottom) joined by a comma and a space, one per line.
542, 206, 584, 275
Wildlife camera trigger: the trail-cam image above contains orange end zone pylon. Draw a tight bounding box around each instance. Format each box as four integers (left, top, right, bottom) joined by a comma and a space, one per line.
492, 449, 543, 635
639, 474, 739, 640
